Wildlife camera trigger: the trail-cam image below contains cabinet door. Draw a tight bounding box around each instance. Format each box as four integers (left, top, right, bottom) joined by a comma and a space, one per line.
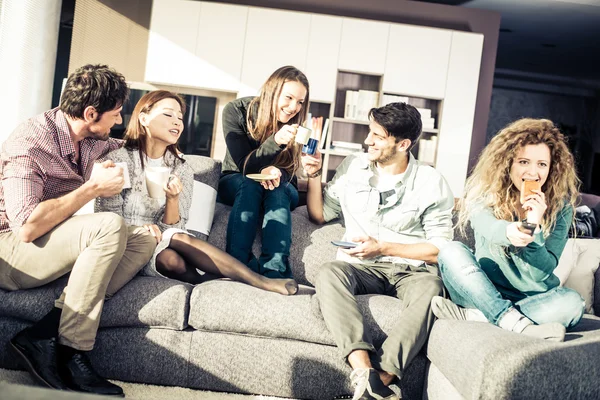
436, 31, 484, 196
239, 8, 311, 97
338, 18, 389, 74
145, 0, 201, 85
305, 15, 342, 103
383, 24, 451, 99
194, 2, 248, 92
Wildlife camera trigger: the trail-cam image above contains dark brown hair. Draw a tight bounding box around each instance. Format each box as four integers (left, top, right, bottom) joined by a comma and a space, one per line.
123, 90, 186, 169
60, 64, 129, 120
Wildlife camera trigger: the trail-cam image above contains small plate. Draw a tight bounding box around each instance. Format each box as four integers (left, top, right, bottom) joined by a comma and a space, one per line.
246, 173, 277, 181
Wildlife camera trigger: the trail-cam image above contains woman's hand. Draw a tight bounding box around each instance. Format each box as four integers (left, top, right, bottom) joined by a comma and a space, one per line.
143, 224, 162, 244
522, 189, 547, 224
260, 166, 281, 190
506, 222, 535, 247
301, 150, 322, 178
274, 124, 298, 146
164, 175, 183, 200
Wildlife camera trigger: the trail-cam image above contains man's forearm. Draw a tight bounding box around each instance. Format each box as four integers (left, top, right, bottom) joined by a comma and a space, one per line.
306, 176, 325, 224
380, 241, 440, 264
19, 182, 99, 242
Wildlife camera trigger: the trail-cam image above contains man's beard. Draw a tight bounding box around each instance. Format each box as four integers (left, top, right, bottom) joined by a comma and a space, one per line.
371, 145, 397, 164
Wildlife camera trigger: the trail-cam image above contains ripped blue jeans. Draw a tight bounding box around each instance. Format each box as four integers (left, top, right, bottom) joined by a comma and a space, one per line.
438, 241, 584, 329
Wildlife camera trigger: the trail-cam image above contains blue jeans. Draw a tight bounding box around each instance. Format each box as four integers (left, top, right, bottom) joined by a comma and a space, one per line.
217, 173, 299, 279
438, 241, 584, 329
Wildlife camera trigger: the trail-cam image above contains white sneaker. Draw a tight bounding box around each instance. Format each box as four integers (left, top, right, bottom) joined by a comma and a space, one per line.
350, 368, 400, 400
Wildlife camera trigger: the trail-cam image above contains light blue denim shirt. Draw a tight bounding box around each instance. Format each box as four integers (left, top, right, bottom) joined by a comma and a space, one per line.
323, 152, 454, 266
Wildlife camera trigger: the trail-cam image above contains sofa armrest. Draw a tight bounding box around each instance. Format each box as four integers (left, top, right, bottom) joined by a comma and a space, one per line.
427, 318, 600, 400
595, 266, 600, 317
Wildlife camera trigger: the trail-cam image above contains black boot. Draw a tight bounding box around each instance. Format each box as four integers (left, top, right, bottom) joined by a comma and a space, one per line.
59, 347, 124, 397
10, 328, 68, 390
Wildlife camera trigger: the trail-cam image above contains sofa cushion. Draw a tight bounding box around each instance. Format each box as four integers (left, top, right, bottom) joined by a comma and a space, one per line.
184, 155, 221, 240
564, 238, 600, 314
427, 316, 600, 400
554, 238, 583, 285
208, 204, 344, 287
0, 276, 192, 330
188, 280, 405, 347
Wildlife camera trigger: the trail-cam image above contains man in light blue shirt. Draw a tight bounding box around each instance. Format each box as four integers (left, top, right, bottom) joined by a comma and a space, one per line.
302, 102, 454, 400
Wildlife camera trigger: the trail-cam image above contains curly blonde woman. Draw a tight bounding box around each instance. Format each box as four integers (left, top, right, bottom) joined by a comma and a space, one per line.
432, 118, 585, 342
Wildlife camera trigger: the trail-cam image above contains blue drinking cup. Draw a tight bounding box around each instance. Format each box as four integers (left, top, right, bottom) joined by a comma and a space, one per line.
302, 138, 319, 155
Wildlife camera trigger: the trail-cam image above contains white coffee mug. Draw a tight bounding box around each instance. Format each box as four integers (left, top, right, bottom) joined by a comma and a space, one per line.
145, 167, 170, 199
295, 126, 311, 145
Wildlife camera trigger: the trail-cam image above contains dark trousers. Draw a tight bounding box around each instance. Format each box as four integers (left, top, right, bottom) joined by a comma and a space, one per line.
314, 260, 443, 377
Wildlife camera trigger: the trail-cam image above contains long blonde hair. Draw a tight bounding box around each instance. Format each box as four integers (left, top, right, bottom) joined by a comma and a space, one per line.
458, 118, 579, 237
247, 66, 310, 176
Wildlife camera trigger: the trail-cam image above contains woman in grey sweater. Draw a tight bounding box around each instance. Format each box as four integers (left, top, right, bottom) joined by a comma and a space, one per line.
96, 90, 297, 295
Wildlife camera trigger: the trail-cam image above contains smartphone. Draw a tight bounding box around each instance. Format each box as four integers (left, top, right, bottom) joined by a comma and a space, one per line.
331, 240, 358, 249
519, 220, 537, 236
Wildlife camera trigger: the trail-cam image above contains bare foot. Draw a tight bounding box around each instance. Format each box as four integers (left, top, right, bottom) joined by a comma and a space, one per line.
265, 278, 298, 295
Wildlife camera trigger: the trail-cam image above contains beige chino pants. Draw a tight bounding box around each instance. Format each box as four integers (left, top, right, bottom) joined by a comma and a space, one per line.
0, 212, 156, 351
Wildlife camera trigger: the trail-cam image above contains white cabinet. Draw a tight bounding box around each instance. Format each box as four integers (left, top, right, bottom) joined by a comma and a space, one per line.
194, 2, 248, 92
383, 24, 452, 99
338, 18, 390, 74
146, 1, 247, 92
145, 0, 201, 86
436, 31, 484, 196
305, 15, 342, 103
239, 8, 311, 98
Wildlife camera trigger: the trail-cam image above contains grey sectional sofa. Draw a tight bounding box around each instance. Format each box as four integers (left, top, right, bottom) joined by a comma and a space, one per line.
1, 155, 599, 400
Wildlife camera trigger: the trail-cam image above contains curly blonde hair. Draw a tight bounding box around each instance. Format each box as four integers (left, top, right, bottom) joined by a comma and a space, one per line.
458, 118, 580, 237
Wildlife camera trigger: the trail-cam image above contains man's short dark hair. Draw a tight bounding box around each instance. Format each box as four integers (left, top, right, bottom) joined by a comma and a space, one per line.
369, 102, 422, 151
59, 64, 129, 119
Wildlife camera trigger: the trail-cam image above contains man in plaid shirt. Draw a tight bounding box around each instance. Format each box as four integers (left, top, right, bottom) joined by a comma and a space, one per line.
0, 64, 156, 396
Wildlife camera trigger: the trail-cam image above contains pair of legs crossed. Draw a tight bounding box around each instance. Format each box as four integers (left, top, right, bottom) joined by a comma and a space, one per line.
435, 242, 584, 339
217, 173, 299, 279
0, 212, 156, 350
155, 232, 297, 295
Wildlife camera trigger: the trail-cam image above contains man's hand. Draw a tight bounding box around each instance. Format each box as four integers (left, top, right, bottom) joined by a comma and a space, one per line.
301, 150, 322, 177
89, 161, 124, 197
343, 235, 383, 259
143, 224, 162, 244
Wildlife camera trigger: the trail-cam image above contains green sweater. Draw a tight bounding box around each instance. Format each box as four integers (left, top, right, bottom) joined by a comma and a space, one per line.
470, 204, 572, 301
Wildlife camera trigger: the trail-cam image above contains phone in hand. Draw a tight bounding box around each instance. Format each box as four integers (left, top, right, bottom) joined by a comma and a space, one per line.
518, 220, 537, 236
331, 240, 358, 249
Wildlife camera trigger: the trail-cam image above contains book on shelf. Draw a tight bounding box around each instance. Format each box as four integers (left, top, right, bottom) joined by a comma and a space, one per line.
344, 90, 359, 119
381, 94, 409, 106
356, 90, 379, 121
329, 146, 364, 155
320, 118, 330, 149
331, 140, 363, 150
417, 135, 437, 164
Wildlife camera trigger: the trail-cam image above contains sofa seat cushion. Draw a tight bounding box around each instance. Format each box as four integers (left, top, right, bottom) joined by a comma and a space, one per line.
427, 316, 600, 399
188, 280, 405, 347
0, 276, 192, 330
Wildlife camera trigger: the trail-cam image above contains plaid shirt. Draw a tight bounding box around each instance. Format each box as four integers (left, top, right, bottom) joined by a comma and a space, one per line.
0, 108, 121, 234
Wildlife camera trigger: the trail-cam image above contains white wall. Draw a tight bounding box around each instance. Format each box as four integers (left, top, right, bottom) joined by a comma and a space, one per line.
0, 0, 61, 143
